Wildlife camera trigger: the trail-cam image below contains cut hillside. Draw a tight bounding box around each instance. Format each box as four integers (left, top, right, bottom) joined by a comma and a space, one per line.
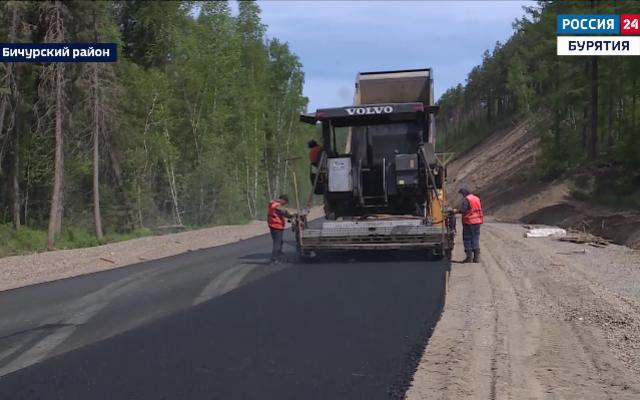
446, 122, 640, 249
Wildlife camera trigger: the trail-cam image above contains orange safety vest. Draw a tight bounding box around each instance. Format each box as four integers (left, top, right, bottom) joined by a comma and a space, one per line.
309, 146, 322, 165
462, 194, 484, 225
267, 200, 286, 230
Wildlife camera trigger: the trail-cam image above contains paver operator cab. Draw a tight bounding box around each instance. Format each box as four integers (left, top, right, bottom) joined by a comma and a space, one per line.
295, 68, 455, 260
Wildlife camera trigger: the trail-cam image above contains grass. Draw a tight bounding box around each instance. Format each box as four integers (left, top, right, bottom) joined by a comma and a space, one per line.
442, 130, 492, 155
0, 225, 47, 258
588, 190, 640, 210
0, 215, 268, 259
0, 225, 153, 258
568, 167, 640, 210
438, 118, 518, 157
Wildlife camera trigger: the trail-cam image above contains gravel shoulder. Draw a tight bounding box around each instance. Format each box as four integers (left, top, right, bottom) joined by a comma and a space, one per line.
407, 219, 640, 399
0, 207, 323, 292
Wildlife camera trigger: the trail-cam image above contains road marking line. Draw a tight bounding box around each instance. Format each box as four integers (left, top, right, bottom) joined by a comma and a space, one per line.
0, 331, 37, 364
0, 267, 168, 377
193, 264, 257, 306
0, 325, 76, 376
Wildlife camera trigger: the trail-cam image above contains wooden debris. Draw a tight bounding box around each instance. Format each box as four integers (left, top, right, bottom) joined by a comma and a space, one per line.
556, 231, 611, 247
557, 249, 587, 255
99, 257, 115, 263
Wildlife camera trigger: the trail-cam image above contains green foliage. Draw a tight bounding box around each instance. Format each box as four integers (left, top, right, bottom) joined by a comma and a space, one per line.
0, 0, 315, 255
0, 223, 154, 257
437, 1, 640, 208
57, 226, 154, 249
0, 225, 47, 257
505, 51, 533, 116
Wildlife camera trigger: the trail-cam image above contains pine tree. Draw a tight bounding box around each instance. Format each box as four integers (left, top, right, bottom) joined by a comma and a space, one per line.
75, 1, 121, 238
0, 0, 315, 251
37, 0, 69, 249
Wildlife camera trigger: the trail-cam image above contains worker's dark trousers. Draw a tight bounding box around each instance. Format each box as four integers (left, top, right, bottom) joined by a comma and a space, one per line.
270, 228, 284, 261
462, 223, 481, 251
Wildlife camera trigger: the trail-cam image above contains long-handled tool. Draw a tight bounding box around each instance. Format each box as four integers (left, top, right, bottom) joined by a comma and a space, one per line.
285, 157, 302, 215
284, 157, 308, 254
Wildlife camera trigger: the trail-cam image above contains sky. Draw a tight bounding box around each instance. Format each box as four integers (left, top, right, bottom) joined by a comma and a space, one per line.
234, 1, 535, 111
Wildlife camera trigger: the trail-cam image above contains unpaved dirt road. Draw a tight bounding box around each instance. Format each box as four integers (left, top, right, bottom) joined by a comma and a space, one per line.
408, 219, 640, 399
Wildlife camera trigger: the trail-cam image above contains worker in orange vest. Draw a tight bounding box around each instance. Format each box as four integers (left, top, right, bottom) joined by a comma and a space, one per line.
308, 139, 323, 165
267, 194, 292, 264
308, 139, 323, 185
456, 183, 484, 263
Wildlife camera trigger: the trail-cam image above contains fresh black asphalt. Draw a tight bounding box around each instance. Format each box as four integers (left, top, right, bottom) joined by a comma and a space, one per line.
0, 229, 448, 399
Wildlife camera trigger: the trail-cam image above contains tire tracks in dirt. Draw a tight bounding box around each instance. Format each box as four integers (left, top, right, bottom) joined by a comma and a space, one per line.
407, 221, 640, 399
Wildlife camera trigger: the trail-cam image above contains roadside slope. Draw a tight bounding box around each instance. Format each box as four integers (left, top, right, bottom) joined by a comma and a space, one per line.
446, 122, 640, 248
407, 219, 640, 399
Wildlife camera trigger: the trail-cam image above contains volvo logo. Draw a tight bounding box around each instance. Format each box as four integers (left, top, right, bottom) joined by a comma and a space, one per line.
345, 106, 394, 115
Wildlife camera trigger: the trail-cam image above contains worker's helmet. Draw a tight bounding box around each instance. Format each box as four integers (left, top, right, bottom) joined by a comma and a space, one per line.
307, 139, 318, 148
458, 183, 472, 195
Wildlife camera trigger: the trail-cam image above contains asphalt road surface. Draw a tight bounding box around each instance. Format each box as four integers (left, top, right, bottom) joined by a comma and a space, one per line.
0, 227, 448, 399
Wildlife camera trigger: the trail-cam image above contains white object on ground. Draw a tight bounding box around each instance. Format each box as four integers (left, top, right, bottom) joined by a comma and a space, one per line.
524, 228, 567, 238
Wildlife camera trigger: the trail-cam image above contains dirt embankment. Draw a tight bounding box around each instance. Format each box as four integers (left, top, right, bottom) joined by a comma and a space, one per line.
409, 123, 640, 398
446, 122, 640, 249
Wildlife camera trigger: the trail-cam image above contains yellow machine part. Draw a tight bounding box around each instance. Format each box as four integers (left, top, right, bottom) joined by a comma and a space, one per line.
428, 189, 447, 226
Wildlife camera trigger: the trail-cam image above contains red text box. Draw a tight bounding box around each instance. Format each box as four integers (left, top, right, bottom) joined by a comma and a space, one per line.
621, 14, 640, 35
